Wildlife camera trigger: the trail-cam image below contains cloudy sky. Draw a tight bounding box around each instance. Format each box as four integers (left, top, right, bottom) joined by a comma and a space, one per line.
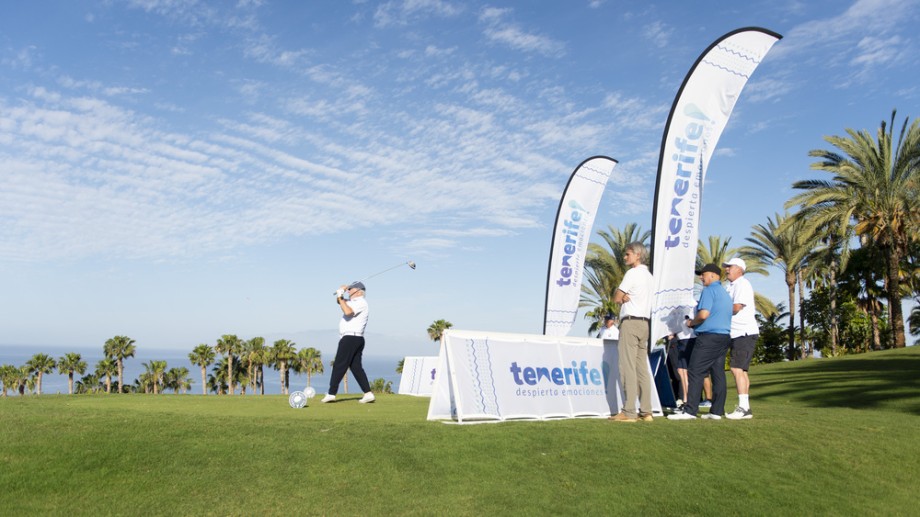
1, 0, 918, 359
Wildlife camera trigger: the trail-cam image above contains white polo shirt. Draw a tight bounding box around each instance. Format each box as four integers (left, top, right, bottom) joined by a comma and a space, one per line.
726, 275, 759, 338
617, 264, 654, 318
339, 296, 369, 336
598, 324, 620, 340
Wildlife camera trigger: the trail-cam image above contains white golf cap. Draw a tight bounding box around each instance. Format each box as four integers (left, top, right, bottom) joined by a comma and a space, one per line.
723, 257, 746, 272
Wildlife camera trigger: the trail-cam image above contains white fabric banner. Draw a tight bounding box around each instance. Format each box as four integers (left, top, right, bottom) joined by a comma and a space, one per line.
427, 329, 661, 423
544, 156, 617, 336
397, 356, 439, 396
650, 28, 781, 343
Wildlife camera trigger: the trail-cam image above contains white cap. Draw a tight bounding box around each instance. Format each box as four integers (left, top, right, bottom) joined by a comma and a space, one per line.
723, 257, 746, 272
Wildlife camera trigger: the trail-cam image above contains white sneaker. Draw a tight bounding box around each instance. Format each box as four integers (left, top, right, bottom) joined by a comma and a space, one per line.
359, 392, 376, 404
667, 410, 697, 421
701, 413, 722, 420
726, 406, 753, 420
321, 394, 336, 403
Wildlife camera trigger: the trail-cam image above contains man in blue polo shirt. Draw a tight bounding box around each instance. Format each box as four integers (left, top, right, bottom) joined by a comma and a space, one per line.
668, 263, 732, 420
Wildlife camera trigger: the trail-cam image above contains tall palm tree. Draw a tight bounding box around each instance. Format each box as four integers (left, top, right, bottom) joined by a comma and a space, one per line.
396, 358, 405, 375
427, 320, 453, 346
57, 353, 87, 395
295, 347, 324, 388
271, 339, 297, 395
790, 110, 920, 348
95, 358, 118, 394
743, 212, 818, 360
25, 353, 56, 395
188, 344, 215, 395
243, 337, 267, 395
214, 335, 243, 395
104, 335, 136, 393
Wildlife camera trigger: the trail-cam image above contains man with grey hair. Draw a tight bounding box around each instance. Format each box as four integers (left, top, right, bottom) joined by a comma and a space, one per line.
322, 281, 375, 404
609, 242, 655, 423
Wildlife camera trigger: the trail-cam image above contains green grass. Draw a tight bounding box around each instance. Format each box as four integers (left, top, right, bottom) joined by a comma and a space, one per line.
3, 347, 919, 516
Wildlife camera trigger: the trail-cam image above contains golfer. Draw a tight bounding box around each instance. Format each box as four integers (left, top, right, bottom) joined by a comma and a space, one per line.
322, 281, 375, 404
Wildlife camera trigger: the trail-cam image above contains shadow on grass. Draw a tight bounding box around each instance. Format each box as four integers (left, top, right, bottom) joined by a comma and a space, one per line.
755, 351, 920, 416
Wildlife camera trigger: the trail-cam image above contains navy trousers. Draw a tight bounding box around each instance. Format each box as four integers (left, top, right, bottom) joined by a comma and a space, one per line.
684, 332, 730, 416
327, 335, 371, 395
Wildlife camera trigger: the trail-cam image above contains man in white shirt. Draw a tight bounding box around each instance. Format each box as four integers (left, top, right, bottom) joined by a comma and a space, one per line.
597, 315, 620, 340
723, 258, 759, 419
322, 281, 376, 404
609, 242, 655, 423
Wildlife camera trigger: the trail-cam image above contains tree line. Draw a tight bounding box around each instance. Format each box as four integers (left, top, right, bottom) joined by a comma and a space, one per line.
1, 334, 396, 396
582, 110, 920, 361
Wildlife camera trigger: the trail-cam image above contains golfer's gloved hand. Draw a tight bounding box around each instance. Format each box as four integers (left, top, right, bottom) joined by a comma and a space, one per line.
335, 288, 345, 298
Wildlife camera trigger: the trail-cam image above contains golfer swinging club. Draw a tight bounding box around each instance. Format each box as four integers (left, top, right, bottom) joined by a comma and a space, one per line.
322, 281, 375, 404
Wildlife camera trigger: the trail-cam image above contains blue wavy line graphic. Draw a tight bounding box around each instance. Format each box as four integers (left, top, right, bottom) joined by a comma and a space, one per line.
468, 338, 488, 411
715, 44, 762, 64
701, 59, 750, 79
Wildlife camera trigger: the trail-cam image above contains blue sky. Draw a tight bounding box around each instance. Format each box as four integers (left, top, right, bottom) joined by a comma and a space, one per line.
1, 0, 918, 360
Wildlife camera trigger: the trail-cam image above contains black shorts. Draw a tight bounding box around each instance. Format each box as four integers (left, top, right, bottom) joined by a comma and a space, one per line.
676, 338, 695, 370
729, 334, 758, 370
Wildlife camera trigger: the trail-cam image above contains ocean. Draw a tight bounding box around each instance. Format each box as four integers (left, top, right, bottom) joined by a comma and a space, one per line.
0, 345, 404, 396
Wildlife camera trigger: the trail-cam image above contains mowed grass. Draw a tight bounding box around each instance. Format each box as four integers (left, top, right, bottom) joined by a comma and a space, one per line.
2, 347, 919, 516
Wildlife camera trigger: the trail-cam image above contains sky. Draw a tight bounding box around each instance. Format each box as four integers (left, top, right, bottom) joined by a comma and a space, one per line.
2, 0, 918, 362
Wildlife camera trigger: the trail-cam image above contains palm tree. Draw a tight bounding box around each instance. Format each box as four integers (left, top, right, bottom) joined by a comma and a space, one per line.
427, 320, 453, 346
582, 223, 651, 332
104, 335, 137, 393
697, 236, 777, 317
214, 335, 242, 395
243, 337, 267, 395
743, 213, 818, 360
140, 360, 168, 394
0, 364, 17, 397
396, 358, 405, 375
208, 356, 245, 395
95, 358, 118, 394
271, 339, 297, 395
75, 373, 102, 394
188, 344, 215, 395
295, 347, 324, 388
164, 367, 192, 394
25, 353, 56, 395
909, 305, 920, 345
57, 353, 87, 395
10, 365, 31, 395
790, 111, 920, 348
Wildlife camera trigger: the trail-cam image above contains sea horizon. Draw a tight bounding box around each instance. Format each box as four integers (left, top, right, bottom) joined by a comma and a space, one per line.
0, 343, 406, 396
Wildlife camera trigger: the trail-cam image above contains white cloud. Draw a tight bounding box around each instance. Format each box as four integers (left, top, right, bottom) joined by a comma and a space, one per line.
373, 0, 464, 27
478, 7, 566, 58
643, 21, 671, 48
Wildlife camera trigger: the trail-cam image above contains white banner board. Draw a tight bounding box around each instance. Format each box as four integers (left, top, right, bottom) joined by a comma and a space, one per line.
398, 356, 439, 396
427, 329, 661, 423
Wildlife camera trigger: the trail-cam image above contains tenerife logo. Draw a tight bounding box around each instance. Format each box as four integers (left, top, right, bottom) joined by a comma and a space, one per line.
555, 200, 589, 287
509, 360, 603, 386
664, 103, 709, 250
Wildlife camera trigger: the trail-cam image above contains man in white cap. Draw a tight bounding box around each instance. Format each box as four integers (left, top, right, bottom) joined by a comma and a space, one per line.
322, 281, 376, 404
723, 257, 758, 419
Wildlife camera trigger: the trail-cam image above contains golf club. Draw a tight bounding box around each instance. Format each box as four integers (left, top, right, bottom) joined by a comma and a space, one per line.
333, 260, 416, 294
